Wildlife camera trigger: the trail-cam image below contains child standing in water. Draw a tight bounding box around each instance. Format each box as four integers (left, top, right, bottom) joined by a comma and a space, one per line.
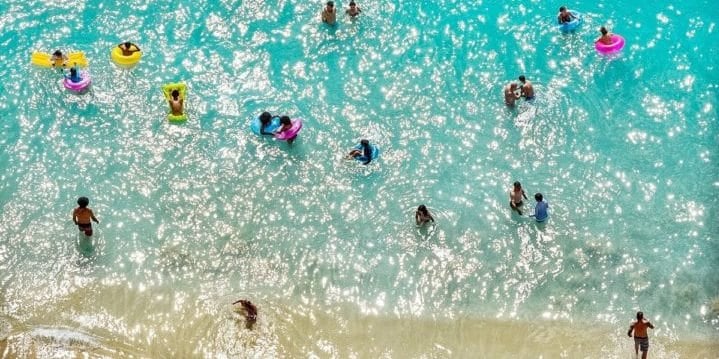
73, 196, 99, 236
529, 193, 549, 222
415, 205, 435, 226
509, 181, 528, 215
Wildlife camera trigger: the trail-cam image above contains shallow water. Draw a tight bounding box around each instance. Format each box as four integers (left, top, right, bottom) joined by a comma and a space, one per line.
0, 0, 718, 356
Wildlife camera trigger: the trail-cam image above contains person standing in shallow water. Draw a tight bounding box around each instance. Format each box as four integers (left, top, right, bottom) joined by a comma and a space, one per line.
509, 181, 528, 215
321, 1, 337, 25
73, 196, 99, 236
628, 311, 654, 359
518, 75, 535, 101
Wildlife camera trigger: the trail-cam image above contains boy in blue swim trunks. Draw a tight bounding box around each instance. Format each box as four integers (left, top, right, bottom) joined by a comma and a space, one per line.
529, 193, 548, 222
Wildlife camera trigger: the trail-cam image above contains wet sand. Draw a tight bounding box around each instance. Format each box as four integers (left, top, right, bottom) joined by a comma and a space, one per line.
0, 285, 717, 357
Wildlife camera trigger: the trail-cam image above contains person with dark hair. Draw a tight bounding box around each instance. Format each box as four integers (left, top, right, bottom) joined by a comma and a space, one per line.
258, 111, 275, 135
321, 1, 337, 25
275, 115, 297, 144
169, 89, 184, 116
597, 26, 613, 45
232, 299, 258, 330
529, 193, 548, 222
628, 311, 654, 359
50, 50, 68, 68
347, 139, 373, 165
557, 6, 576, 24
509, 181, 528, 215
64, 64, 82, 83
518, 75, 535, 101
415, 205, 435, 226
346, 1, 362, 17
118, 41, 141, 56
73, 197, 99, 236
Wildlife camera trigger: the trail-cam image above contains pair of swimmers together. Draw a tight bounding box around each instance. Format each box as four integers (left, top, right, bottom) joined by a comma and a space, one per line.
258, 111, 299, 144
504, 75, 534, 106
509, 181, 549, 221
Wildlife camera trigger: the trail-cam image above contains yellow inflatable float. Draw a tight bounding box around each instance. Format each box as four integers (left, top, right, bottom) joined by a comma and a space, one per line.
31, 51, 88, 68
162, 82, 187, 122
110, 44, 142, 67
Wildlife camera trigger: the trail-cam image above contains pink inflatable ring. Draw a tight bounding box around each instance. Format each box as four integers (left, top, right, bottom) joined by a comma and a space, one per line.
63, 71, 92, 92
595, 34, 625, 55
274, 118, 303, 141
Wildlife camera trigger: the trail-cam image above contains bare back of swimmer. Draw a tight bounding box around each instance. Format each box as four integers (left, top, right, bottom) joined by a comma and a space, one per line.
169, 89, 184, 116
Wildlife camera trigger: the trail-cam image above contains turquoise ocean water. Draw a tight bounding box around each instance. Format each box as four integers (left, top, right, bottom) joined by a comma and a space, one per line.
0, 0, 717, 356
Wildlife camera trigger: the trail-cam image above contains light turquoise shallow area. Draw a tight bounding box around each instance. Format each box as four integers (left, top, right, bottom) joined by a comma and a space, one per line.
0, 0, 718, 354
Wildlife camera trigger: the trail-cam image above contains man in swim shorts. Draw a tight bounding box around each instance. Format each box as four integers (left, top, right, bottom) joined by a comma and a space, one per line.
509, 181, 528, 215
628, 311, 654, 359
518, 75, 535, 101
321, 1, 337, 25
73, 196, 99, 236
504, 82, 520, 106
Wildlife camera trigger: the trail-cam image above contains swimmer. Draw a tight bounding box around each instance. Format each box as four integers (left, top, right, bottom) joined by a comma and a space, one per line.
73, 196, 99, 237
347, 139, 373, 165
258, 111, 275, 135
627, 311, 654, 359
529, 193, 549, 222
346, 1, 362, 18
509, 181, 528, 215
50, 50, 68, 68
117, 41, 141, 56
64, 64, 82, 83
518, 75, 535, 101
415, 205, 435, 226
597, 26, 613, 45
232, 299, 258, 330
168, 89, 184, 116
504, 82, 520, 106
275, 115, 297, 144
321, 1, 337, 25
557, 6, 576, 24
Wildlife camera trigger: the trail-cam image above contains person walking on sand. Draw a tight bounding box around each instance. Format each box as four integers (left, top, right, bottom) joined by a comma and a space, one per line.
627, 311, 654, 359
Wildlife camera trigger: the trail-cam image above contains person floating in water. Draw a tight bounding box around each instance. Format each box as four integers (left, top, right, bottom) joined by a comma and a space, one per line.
509, 181, 528, 215
518, 75, 535, 101
258, 111, 275, 135
504, 82, 520, 106
529, 193, 549, 222
557, 6, 576, 24
346, 1, 362, 18
347, 139, 373, 165
117, 41, 141, 56
275, 115, 297, 144
50, 50, 68, 68
64, 64, 82, 83
232, 299, 258, 330
321, 1, 337, 25
597, 26, 613, 45
168, 89, 184, 117
627, 311, 654, 359
415, 205, 435, 226
73, 196, 99, 236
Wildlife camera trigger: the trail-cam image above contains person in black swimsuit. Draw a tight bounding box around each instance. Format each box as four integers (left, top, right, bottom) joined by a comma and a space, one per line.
557, 6, 576, 24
